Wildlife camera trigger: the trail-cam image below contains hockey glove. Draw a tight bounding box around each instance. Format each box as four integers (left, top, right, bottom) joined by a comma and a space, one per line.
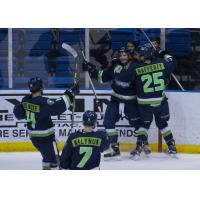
13, 103, 26, 120
157, 50, 173, 61
82, 60, 99, 80
70, 81, 80, 95
82, 60, 89, 71
64, 88, 75, 105
82, 60, 96, 71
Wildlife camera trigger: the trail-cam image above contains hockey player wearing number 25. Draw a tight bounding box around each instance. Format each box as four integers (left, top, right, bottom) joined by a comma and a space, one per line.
60, 110, 109, 170
130, 46, 178, 159
13, 77, 79, 169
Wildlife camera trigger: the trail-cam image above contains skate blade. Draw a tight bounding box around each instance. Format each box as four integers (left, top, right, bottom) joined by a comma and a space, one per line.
129, 154, 140, 161
143, 150, 151, 155
144, 153, 151, 158
103, 155, 121, 161
165, 153, 179, 159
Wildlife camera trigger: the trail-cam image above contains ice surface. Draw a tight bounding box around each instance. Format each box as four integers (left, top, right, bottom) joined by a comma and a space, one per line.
0, 152, 200, 170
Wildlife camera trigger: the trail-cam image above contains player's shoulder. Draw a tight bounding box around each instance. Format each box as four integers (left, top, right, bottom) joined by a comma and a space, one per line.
31, 96, 49, 105
132, 61, 142, 68
129, 62, 137, 71
22, 94, 31, 102
113, 64, 123, 71
68, 131, 82, 140
93, 129, 107, 138
153, 57, 164, 63
95, 129, 106, 134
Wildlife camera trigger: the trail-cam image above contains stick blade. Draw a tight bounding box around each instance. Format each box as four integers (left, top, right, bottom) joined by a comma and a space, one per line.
62, 43, 78, 58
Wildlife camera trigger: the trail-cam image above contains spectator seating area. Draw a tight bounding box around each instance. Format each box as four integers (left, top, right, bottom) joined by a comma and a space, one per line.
0, 28, 84, 88
0, 28, 192, 88
166, 29, 191, 58
111, 28, 191, 58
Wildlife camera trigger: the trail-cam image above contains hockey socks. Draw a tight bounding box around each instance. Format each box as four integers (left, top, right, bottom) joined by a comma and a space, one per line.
160, 127, 174, 145
160, 127, 177, 155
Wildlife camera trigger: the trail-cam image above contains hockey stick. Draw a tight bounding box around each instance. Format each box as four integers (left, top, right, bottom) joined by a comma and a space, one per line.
76, 31, 104, 118
53, 140, 61, 169
139, 29, 185, 91
62, 43, 79, 132
62, 43, 78, 59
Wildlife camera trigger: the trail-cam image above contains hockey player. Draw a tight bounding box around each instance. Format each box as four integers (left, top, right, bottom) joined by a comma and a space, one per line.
82, 49, 142, 159
60, 110, 109, 170
130, 46, 177, 159
13, 77, 79, 169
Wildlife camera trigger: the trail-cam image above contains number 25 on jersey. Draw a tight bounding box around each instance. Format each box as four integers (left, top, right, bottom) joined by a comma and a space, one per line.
141, 72, 165, 93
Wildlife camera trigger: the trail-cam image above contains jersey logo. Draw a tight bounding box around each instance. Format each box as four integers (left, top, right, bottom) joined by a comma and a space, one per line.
114, 65, 123, 74
115, 79, 131, 88
47, 99, 55, 106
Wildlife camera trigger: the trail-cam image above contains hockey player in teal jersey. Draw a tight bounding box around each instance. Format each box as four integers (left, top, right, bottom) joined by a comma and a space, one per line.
13, 77, 79, 169
130, 46, 177, 159
82, 49, 143, 159
60, 110, 109, 170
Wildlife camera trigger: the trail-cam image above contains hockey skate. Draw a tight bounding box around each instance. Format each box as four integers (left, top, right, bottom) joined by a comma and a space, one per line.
165, 140, 178, 158
143, 143, 151, 156
130, 145, 142, 160
104, 143, 121, 161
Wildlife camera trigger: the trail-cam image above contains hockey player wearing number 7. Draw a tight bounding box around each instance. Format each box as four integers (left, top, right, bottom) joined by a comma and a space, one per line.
130, 46, 177, 159
60, 110, 109, 170
13, 77, 79, 169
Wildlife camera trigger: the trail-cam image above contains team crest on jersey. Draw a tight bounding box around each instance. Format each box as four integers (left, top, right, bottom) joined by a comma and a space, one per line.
47, 99, 55, 106
114, 65, 123, 74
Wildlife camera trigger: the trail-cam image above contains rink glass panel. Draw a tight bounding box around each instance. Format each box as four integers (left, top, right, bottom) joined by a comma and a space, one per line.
11, 28, 85, 89
89, 28, 200, 90
0, 29, 8, 88
0, 28, 200, 90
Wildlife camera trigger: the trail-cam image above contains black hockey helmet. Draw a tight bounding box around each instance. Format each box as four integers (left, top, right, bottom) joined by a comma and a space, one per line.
136, 45, 153, 60
119, 47, 131, 56
28, 77, 43, 93
83, 110, 97, 127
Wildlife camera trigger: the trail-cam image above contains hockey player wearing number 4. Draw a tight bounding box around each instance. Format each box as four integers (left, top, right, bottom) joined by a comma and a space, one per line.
130, 46, 177, 160
13, 77, 79, 169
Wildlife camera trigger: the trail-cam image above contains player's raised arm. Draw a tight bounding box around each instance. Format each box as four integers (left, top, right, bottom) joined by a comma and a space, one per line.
45, 85, 79, 116
156, 50, 177, 75
13, 102, 26, 120
82, 60, 114, 83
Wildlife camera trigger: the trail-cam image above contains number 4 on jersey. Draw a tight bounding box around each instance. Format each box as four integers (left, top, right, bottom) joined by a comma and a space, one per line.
26, 111, 36, 129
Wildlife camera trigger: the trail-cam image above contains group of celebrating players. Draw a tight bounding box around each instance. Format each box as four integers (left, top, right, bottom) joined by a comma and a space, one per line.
13, 36, 177, 170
